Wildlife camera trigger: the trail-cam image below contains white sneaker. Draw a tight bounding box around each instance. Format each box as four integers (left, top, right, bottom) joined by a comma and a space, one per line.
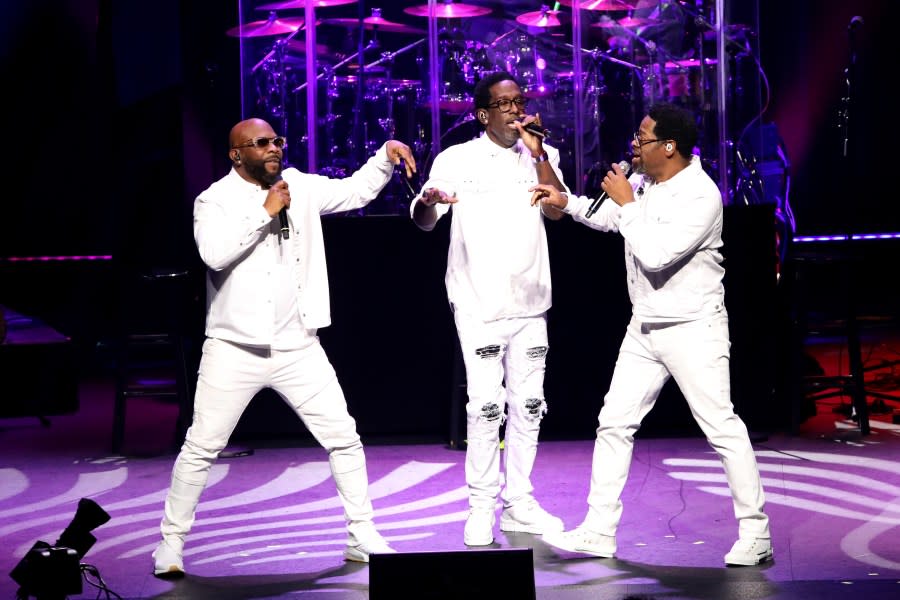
344, 528, 395, 563
724, 537, 773, 566
500, 498, 564, 535
543, 526, 616, 558
152, 538, 185, 578
464, 508, 496, 546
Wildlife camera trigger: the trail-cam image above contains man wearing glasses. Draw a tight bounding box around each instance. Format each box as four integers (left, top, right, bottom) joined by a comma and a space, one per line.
529, 102, 772, 566
411, 71, 568, 546
152, 118, 417, 576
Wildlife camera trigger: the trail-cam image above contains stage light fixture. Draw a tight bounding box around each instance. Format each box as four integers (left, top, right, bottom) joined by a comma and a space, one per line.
9, 498, 111, 600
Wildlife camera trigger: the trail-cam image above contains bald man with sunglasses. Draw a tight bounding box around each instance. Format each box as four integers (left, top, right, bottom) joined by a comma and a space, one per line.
152, 118, 416, 577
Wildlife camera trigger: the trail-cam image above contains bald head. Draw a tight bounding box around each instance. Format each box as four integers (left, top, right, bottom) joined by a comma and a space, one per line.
229, 118, 275, 150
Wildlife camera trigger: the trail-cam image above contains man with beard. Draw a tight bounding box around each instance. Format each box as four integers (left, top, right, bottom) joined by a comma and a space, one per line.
411, 71, 568, 546
528, 102, 772, 566
152, 118, 417, 576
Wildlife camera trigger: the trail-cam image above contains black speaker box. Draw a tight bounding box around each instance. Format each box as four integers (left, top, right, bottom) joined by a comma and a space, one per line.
369, 547, 536, 600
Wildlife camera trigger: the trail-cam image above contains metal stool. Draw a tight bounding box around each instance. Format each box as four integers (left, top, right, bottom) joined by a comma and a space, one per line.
787, 250, 870, 434
112, 269, 194, 453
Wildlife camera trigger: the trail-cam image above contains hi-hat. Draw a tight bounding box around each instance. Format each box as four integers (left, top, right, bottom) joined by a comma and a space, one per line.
258, 0, 356, 9
227, 16, 304, 38
403, 3, 492, 19
322, 16, 425, 34
557, 0, 652, 10
516, 9, 568, 28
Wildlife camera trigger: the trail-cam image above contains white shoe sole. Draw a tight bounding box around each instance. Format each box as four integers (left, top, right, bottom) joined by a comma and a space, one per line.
463, 533, 494, 546
543, 532, 615, 558
344, 546, 370, 563
499, 516, 564, 535
725, 550, 773, 566
153, 564, 185, 578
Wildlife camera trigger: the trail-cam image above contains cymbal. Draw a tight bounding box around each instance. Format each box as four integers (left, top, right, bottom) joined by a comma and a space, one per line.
322, 16, 425, 34
258, 0, 356, 9
516, 9, 568, 28
557, 0, 645, 10
403, 3, 492, 19
591, 16, 660, 28
227, 16, 304, 38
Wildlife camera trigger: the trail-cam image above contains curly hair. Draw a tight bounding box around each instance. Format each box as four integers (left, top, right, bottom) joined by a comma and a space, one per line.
648, 102, 698, 159
473, 71, 518, 111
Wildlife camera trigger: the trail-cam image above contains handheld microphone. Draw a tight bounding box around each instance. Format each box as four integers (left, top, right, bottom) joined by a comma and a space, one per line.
397, 162, 421, 201
585, 161, 631, 218
520, 120, 550, 139
273, 174, 289, 240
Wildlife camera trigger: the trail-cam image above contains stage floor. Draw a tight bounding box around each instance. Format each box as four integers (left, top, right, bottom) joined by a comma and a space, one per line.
1, 374, 899, 599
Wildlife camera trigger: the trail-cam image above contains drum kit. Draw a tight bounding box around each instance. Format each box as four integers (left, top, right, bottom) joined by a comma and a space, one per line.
227, 1, 758, 206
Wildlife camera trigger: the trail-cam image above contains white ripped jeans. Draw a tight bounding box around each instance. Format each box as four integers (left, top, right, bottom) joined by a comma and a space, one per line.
160, 337, 375, 546
454, 309, 549, 510
585, 312, 770, 540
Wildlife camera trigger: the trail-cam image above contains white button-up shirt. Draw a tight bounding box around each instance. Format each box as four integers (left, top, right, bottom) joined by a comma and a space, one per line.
563, 156, 726, 323
194, 144, 395, 347
411, 134, 567, 322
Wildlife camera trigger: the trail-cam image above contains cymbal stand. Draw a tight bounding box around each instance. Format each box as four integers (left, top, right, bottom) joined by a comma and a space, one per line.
322, 66, 340, 164
250, 18, 306, 150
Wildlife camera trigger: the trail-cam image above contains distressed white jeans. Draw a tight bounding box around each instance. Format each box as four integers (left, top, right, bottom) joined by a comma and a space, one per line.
454, 309, 549, 510
160, 337, 375, 544
585, 312, 770, 540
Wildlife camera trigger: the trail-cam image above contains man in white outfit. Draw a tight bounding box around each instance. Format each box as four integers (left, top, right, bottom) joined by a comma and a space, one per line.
152, 118, 417, 576
411, 72, 568, 546
530, 102, 772, 566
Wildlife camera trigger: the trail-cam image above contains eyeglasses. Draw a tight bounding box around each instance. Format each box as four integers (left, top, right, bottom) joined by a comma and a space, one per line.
633, 132, 665, 147
486, 97, 527, 113
231, 136, 286, 150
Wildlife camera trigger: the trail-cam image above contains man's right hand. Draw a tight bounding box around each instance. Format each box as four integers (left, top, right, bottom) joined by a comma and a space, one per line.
263, 178, 291, 217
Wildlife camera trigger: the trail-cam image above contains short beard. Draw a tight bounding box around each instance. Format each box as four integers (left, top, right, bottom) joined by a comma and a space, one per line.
245, 160, 282, 188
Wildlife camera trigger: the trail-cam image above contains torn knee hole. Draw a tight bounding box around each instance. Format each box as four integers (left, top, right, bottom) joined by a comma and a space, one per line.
477, 402, 503, 422
525, 345, 548, 360
523, 397, 546, 420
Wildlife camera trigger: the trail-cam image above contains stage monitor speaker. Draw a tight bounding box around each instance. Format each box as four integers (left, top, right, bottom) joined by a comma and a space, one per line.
369, 547, 536, 600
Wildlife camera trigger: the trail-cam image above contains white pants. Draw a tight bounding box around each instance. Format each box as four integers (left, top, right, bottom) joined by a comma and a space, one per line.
160, 337, 375, 545
454, 310, 549, 510
585, 312, 770, 540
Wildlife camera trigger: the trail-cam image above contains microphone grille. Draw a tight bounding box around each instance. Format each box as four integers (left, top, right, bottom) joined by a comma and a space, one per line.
617, 160, 632, 175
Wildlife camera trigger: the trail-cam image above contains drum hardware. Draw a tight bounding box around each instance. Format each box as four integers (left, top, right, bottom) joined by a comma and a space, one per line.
403, 2, 493, 19
362, 38, 428, 140
291, 39, 379, 93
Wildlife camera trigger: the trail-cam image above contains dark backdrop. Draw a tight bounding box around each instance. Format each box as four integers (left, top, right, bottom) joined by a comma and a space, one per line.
1, 0, 876, 441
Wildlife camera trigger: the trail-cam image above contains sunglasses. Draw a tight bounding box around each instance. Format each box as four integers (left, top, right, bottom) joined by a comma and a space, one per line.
231, 136, 286, 150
